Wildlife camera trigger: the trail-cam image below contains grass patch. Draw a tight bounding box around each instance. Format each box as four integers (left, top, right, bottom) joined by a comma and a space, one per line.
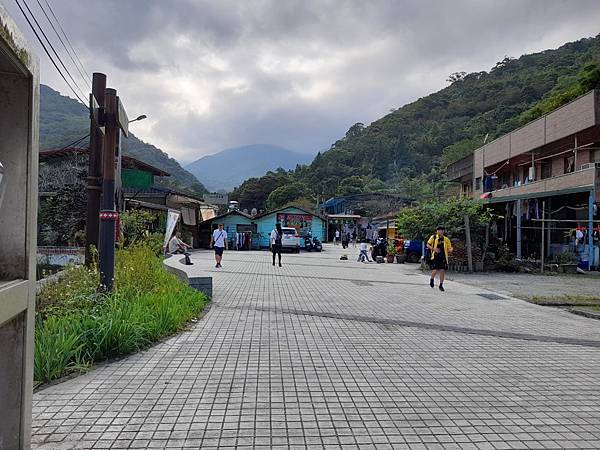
34, 244, 208, 387
527, 295, 600, 306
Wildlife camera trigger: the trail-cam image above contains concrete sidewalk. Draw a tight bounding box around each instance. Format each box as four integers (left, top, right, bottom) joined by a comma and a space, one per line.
32, 245, 600, 449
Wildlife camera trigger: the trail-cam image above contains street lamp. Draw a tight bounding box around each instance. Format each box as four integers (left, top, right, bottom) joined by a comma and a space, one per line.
129, 114, 147, 123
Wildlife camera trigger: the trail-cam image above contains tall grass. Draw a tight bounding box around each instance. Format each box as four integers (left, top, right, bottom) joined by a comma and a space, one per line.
34, 245, 208, 386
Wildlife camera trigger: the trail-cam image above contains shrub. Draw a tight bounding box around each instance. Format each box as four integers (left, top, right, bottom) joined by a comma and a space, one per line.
554, 251, 579, 265
34, 244, 208, 386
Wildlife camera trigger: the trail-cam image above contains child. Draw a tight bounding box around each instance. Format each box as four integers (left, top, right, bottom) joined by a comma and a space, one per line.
357, 240, 371, 263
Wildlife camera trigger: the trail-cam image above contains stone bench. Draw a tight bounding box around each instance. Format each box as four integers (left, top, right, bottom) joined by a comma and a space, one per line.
162, 254, 213, 298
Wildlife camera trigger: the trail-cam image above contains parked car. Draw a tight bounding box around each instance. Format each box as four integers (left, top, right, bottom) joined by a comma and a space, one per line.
404, 239, 423, 263
281, 227, 300, 253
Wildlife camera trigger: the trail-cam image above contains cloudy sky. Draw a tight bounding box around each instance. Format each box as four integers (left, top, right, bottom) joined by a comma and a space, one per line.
4, 0, 600, 164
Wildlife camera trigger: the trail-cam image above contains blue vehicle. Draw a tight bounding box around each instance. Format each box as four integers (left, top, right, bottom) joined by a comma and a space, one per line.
403, 239, 423, 263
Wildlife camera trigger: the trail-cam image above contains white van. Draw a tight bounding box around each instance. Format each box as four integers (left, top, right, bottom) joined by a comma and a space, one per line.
281, 227, 300, 253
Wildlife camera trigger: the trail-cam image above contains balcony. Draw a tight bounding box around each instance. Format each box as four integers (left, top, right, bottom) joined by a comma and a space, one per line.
485, 166, 599, 202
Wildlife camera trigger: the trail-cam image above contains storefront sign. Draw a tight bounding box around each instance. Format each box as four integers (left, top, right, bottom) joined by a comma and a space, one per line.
277, 213, 312, 230
203, 193, 229, 205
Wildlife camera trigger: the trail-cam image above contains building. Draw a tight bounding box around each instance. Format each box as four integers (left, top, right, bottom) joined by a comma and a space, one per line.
447, 90, 600, 268
326, 214, 362, 241
0, 6, 39, 448
38, 147, 217, 248
197, 210, 256, 249
254, 205, 326, 248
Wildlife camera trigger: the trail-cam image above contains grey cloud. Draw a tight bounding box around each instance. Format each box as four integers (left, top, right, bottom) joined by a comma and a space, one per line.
3, 0, 600, 163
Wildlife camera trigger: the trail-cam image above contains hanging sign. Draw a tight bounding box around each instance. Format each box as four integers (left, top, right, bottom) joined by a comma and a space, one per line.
164, 209, 181, 249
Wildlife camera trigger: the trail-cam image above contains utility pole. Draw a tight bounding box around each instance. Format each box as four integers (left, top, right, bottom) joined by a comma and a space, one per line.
86, 72, 106, 266
99, 88, 118, 290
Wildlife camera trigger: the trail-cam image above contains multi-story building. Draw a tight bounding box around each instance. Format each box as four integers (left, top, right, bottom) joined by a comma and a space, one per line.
447, 90, 600, 268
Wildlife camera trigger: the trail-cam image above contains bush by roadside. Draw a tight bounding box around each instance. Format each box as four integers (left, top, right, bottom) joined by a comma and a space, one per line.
34, 244, 208, 387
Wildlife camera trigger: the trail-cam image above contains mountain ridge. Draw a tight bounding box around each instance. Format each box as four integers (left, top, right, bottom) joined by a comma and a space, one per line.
40, 84, 208, 194
230, 34, 600, 209
185, 144, 313, 192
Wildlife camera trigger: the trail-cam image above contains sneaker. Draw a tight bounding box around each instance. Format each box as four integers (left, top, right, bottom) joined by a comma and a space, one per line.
439, 284, 445, 292
279, 263, 282, 267
430, 278, 434, 288
215, 264, 219, 268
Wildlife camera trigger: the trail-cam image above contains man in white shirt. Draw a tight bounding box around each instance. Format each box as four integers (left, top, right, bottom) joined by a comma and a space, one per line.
334, 229, 340, 245
210, 223, 228, 268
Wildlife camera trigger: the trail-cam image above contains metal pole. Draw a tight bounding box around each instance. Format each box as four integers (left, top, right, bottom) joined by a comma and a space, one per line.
516, 200, 522, 258
85, 72, 106, 265
99, 88, 118, 290
464, 214, 473, 272
541, 200, 545, 274
589, 190, 595, 271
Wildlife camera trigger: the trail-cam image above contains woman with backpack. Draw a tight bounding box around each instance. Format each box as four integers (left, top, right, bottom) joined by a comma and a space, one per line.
270, 223, 284, 267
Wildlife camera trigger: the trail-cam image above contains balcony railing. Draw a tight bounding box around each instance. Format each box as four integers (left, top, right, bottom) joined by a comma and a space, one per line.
487, 166, 598, 200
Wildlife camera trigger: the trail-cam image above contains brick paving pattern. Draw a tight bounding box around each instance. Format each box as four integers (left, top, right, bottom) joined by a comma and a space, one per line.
32, 245, 600, 449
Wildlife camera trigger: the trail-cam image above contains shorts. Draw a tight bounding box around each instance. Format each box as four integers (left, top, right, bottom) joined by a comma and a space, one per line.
431, 253, 448, 270
214, 246, 224, 256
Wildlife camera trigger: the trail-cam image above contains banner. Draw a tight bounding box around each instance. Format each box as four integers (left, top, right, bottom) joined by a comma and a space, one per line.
276, 213, 312, 230
164, 209, 181, 249
203, 193, 228, 205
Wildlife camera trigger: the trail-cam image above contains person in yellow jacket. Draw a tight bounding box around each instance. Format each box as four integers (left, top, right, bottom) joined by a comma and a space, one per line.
427, 226, 453, 292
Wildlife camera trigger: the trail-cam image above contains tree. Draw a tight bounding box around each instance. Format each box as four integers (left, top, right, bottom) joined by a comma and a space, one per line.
396, 198, 491, 246
266, 182, 311, 210
446, 71, 467, 83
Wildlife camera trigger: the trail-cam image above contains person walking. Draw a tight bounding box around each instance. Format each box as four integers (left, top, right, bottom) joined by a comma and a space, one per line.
334, 229, 340, 245
270, 223, 283, 267
351, 230, 357, 248
427, 226, 453, 291
210, 223, 228, 268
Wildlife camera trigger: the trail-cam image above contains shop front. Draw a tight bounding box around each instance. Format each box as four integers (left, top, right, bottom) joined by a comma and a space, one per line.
254, 206, 326, 248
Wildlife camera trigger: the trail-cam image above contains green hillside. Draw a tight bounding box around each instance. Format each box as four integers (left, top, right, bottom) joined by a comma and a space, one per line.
40, 85, 207, 195
231, 34, 600, 210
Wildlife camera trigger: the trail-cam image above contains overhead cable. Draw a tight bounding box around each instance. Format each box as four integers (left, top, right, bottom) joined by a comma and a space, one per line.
35, 0, 89, 87
14, 0, 89, 107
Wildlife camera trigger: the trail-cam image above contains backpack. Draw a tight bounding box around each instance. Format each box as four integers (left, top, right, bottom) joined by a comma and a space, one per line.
274, 230, 282, 246
424, 235, 435, 265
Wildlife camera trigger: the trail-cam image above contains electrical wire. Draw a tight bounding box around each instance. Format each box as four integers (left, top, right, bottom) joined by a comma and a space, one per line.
42, 0, 89, 79
35, 0, 89, 88
55, 133, 90, 151
17, 0, 88, 101
14, 0, 89, 107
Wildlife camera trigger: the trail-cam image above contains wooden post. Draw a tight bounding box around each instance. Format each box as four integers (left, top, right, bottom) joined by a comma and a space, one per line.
541, 200, 545, 274
86, 72, 106, 266
464, 214, 473, 273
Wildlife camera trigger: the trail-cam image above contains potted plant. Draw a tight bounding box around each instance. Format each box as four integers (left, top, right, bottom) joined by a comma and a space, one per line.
386, 243, 396, 263
555, 251, 579, 273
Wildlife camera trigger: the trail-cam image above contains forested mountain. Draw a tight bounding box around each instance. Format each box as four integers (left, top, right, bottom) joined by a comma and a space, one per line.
231, 34, 600, 210
40, 85, 207, 194
185, 144, 312, 192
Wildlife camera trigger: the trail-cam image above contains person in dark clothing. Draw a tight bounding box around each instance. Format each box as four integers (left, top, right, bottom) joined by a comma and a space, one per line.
270, 223, 283, 267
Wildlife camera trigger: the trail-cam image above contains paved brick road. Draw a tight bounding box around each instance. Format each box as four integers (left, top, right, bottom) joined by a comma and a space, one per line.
32, 245, 600, 449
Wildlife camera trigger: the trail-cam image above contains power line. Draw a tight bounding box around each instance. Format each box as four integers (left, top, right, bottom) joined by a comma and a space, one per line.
17, 0, 88, 100
35, 0, 89, 88
56, 133, 90, 151
14, 0, 88, 106
40, 0, 89, 82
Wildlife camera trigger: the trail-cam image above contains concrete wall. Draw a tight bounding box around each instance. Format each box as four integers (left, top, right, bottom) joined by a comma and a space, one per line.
0, 6, 39, 449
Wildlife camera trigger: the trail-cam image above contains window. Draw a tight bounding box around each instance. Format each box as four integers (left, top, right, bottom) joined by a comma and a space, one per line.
594, 149, 600, 163
564, 156, 575, 173
475, 177, 481, 190
541, 162, 552, 179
